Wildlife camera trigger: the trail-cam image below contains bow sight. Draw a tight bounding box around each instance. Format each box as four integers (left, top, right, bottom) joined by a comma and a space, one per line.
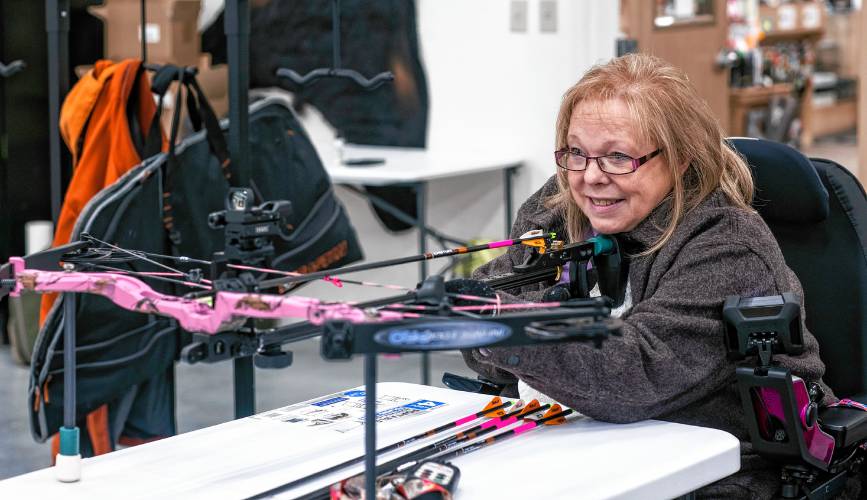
187, 187, 295, 368
208, 187, 293, 280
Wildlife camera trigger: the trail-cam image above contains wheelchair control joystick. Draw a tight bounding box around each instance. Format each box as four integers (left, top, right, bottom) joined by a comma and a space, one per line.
723, 293, 866, 499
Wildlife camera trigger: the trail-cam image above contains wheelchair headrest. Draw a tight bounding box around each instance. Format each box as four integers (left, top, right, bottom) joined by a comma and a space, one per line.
728, 137, 829, 224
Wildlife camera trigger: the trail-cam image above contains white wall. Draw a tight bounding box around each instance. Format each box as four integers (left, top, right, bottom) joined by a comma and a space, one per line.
301, 0, 618, 302
421, 0, 618, 198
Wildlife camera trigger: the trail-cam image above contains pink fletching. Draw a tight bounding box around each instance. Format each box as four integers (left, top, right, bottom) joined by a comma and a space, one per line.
513, 422, 536, 435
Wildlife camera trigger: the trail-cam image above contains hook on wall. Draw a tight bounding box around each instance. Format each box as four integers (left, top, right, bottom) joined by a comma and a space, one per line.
0, 60, 26, 78
274, 0, 394, 91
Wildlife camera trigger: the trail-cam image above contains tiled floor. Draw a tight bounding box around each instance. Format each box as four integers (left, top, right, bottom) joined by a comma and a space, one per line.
802, 130, 860, 174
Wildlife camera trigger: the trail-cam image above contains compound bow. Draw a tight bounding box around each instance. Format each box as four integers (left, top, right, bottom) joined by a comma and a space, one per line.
0, 187, 625, 489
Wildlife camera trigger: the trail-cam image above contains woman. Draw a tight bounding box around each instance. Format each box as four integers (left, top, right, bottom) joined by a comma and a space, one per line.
461, 54, 856, 498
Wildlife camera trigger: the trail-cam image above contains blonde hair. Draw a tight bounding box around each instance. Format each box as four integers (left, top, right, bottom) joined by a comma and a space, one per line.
547, 53, 754, 255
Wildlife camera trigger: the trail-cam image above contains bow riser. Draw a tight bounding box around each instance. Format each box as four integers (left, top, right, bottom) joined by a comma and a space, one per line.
9, 258, 408, 334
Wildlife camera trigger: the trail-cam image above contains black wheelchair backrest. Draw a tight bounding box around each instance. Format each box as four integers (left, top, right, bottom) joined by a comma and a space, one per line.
729, 137, 867, 397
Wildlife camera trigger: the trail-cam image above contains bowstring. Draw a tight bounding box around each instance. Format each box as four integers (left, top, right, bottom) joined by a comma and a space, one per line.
81, 235, 194, 279
225, 263, 412, 292
83, 263, 213, 290
383, 299, 573, 315
72, 238, 551, 314
75, 239, 414, 293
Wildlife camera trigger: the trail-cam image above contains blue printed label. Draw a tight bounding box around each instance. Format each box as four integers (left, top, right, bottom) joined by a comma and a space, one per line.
375, 407, 409, 419
373, 321, 511, 350
343, 390, 366, 397
312, 396, 348, 407
403, 399, 446, 411
366, 399, 447, 423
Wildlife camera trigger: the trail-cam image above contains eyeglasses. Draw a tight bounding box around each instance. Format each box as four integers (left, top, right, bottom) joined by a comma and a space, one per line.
554, 147, 663, 175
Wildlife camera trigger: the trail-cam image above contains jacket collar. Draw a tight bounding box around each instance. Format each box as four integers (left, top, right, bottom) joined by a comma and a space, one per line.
620, 189, 728, 251
619, 196, 673, 251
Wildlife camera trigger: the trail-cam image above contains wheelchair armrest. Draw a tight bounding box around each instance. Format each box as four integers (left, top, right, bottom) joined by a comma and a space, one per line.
820, 396, 867, 449
442, 372, 505, 395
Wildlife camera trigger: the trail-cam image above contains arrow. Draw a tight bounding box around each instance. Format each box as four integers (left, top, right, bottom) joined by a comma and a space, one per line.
316, 402, 549, 500
324, 403, 565, 500
259, 233, 556, 291
372, 400, 548, 476
431, 405, 573, 462
246, 397, 514, 499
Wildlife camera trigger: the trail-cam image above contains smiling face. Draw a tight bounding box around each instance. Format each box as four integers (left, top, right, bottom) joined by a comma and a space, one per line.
565, 99, 674, 235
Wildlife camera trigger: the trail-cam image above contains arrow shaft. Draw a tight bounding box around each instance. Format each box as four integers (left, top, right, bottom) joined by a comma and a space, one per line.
373, 403, 551, 476
432, 408, 574, 462
245, 400, 511, 498
259, 235, 551, 290
250, 403, 546, 500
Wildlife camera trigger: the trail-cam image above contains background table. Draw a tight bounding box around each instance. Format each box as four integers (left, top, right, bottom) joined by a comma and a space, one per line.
328, 145, 524, 385
0, 382, 740, 500
328, 144, 524, 267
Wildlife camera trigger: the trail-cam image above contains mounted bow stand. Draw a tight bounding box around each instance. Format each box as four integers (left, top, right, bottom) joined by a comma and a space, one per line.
0, 185, 626, 495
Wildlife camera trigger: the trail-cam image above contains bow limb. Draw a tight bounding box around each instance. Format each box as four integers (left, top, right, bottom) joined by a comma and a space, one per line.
8, 258, 407, 334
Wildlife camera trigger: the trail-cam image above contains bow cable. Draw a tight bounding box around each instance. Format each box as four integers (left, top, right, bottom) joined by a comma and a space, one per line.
70, 233, 557, 307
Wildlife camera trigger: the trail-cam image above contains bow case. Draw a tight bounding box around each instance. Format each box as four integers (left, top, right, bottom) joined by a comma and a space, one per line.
29, 96, 362, 449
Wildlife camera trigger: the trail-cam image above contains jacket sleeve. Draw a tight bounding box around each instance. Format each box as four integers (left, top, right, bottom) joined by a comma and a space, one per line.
466, 241, 782, 423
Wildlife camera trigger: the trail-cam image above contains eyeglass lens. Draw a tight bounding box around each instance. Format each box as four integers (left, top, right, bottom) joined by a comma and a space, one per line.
558, 151, 635, 174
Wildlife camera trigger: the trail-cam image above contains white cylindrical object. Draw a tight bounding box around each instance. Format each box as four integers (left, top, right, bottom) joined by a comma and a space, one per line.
25, 220, 54, 255
55, 453, 82, 483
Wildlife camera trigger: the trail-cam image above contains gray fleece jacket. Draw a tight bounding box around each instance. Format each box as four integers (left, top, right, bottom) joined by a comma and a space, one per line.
463, 176, 858, 499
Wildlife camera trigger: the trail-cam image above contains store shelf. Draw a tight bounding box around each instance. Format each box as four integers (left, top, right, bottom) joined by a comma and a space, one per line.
809, 98, 857, 138
729, 84, 798, 138
760, 28, 824, 44
730, 83, 795, 104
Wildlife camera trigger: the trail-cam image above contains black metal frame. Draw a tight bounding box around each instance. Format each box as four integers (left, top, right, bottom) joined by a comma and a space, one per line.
46, 0, 69, 224
321, 303, 616, 359
44, 0, 257, 418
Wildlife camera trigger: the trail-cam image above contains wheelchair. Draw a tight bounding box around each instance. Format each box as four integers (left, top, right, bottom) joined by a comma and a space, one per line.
446, 138, 867, 498
724, 293, 867, 498
725, 138, 867, 498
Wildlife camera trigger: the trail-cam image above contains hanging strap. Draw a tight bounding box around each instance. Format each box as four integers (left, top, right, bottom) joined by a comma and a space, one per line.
141, 64, 237, 245
159, 66, 187, 245
142, 64, 231, 176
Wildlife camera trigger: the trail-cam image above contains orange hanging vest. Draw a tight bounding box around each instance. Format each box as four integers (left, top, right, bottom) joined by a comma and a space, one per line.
41, 59, 164, 321
42, 59, 166, 458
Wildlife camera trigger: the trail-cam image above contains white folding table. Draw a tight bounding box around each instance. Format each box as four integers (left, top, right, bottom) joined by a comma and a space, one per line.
0, 382, 740, 500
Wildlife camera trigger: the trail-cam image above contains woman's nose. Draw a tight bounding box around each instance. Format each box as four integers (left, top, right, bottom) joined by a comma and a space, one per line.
583, 158, 609, 184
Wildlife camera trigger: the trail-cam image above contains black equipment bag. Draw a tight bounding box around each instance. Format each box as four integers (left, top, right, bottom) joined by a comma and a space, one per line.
29, 154, 176, 447
147, 66, 363, 271
30, 92, 363, 447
